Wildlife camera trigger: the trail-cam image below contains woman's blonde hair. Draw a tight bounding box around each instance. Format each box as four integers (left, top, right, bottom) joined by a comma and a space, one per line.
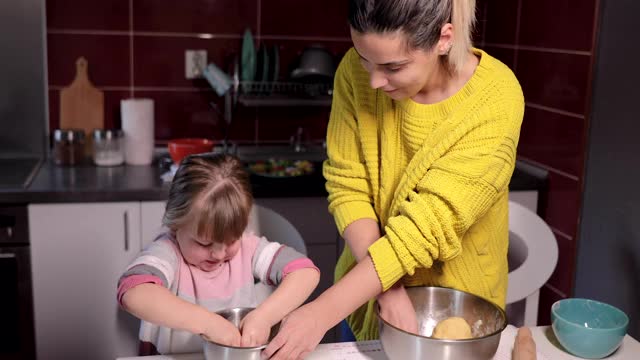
348, 0, 476, 73
163, 153, 253, 244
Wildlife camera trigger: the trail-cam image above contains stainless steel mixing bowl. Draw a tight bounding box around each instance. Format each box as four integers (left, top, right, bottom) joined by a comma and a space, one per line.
377, 286, 507, 360
203, 307, 279, 360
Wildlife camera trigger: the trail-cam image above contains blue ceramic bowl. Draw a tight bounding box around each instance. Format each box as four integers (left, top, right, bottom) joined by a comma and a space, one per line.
551, 298, 628, 359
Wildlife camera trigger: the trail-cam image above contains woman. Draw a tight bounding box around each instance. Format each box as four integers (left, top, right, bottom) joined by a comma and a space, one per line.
265, 0, 524, 358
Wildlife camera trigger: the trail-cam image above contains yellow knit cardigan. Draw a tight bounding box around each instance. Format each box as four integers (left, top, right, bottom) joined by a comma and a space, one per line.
323, 48, 524, 340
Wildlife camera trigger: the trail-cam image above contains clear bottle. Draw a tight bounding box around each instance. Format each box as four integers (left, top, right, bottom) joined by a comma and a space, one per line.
53, 129, 86, 166
92, 129, 125, 166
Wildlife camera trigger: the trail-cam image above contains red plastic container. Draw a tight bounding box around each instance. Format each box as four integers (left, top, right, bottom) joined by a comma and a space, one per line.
168, 138, 215, 165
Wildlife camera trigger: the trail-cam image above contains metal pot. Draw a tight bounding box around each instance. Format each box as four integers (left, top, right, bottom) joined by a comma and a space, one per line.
290, 45, 335, 80
377, 286, 507, 360
203, 307, 279, 360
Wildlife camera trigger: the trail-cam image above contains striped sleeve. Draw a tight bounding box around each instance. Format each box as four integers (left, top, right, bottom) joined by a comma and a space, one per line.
117, 235, 179, 304
252, 236, 318, 286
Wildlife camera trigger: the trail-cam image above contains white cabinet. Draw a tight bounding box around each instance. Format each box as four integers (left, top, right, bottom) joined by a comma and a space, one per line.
140, 201, 166, 249
29, 202, 146, 360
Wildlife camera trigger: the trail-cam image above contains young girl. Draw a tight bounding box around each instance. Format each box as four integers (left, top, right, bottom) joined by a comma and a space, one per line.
117, 153, 320, 355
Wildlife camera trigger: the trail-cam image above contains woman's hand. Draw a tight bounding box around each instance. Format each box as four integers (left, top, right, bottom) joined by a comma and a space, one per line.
201, 314, 242, 347
240, 309, 273, 347
263, 302, 328, 360
377, 283, 418, 334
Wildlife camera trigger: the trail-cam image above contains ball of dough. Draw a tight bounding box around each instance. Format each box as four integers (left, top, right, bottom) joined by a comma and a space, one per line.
432, 317, 473, 340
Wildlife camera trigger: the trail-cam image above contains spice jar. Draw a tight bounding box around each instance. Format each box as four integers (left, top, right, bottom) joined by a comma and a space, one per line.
93, 129, 125, 166
53, 129, 86, 166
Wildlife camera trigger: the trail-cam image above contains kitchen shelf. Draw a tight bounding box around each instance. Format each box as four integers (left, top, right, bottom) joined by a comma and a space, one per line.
237, 95, 331, 107
234, 81, 333, 107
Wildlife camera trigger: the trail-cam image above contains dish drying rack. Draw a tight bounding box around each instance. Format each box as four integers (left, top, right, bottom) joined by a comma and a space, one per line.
234, 81, 333, 107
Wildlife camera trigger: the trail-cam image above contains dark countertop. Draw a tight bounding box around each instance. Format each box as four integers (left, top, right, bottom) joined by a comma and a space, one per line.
0, 158, 547, 205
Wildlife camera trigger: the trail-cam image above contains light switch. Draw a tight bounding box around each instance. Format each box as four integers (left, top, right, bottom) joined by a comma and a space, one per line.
185, 50, 207, 79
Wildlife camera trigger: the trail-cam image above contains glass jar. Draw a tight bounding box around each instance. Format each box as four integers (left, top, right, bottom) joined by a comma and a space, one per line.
93, 129, 125, 166
53, 129, 86, 166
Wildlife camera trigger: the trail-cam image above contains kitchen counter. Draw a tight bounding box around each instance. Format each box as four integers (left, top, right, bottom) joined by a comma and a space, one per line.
0, 157, 546, 204
115, 325, 640, 360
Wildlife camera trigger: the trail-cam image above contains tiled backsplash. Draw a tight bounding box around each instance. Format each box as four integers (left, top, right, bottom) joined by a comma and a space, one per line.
47, 0, 598, 323
46, 0, 351, 143
475, 0, 599, 324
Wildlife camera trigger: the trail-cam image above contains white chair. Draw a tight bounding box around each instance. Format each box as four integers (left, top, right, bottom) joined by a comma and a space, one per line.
247, 204, 307, 255
506, 200, 559, 326
247, 204, 307, 303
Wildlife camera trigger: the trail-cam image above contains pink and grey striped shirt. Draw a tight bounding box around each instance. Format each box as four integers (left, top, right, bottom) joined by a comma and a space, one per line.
117, 231, 317, 354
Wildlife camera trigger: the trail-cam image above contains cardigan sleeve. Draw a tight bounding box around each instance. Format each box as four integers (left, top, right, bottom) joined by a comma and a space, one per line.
323, 49, 378, 234
369, 87, 524, 290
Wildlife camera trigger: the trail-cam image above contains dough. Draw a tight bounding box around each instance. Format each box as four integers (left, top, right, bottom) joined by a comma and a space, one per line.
432, 317, 473, 340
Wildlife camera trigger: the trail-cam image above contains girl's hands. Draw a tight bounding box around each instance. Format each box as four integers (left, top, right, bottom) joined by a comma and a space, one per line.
200, 313, 242, 347
240, 309, 273, 347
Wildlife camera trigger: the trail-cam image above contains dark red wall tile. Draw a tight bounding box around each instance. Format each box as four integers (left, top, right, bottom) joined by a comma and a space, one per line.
133, 36, 241, 87
538, 285, 566, 325
261, 0, 349, 37
540, 172, 581, 238
47, 34, 130, 87
133, 0, 257, 34
103, 91, 134, 130
48, 90, 59, 131
482, 46, 516, 70
226, 107, 257, 142
519, 106, 585, 177
519, 0, 596, 51
133, 90, 255, 142
135, 90, 255, 141
474, 0, 488, 44
483, 0, 519, 44
516, 50, 591, 114
547, 234, 577, 295
46, 0, 129, 30
256, 107, 329, 142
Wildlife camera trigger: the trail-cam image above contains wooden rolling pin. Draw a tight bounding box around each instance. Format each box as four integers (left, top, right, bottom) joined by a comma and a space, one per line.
513, 327, 537, 360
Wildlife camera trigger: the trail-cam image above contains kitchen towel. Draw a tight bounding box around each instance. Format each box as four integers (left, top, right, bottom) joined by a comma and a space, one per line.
121, 98, 154, 165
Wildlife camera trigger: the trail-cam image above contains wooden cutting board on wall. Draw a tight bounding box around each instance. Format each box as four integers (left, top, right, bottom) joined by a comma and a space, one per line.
60, 57, 104, 134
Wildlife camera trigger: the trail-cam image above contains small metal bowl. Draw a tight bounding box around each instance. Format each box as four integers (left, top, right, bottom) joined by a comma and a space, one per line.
203, 307, 279, 360
377, 286, 507, 360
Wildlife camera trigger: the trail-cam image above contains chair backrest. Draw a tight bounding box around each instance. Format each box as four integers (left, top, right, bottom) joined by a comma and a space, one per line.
506, 200, 559, 304
247, 204, 308, 303
247, 204, 307, 255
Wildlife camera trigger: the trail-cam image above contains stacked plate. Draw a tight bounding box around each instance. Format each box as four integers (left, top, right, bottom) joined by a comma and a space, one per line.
241, 28, 280, 94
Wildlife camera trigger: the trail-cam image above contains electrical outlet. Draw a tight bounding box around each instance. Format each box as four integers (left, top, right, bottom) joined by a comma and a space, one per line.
185, 50, 207, 79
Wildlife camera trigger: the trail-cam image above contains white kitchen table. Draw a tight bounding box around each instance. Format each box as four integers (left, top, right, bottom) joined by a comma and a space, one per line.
116, 325, 640, 360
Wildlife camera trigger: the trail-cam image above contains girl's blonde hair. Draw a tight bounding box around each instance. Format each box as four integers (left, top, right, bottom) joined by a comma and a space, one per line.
163, 153, 253, 244
348, 0, 476, 73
